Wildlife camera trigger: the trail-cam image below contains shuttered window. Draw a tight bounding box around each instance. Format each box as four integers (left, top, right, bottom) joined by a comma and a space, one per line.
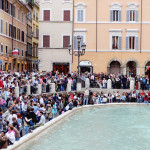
110, 10, 121, 22
126, 36, 138, 50
43, 10, 50, 21
77, 10, 84, 22
43, 35, 50, 47
13, 26, 16, 39
0, 19, 3, 33
21, 31, 24, 42
111, 36, 122, 50
74, 36, 84, 50
5, 21, 8, 35
64, 10, 70, 21
63, 36, 70, 48
127, 10, 138, 22
17, 28, 20, 40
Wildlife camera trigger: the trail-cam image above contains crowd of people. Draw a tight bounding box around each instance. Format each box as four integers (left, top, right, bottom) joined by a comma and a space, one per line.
0, 71, 149, 148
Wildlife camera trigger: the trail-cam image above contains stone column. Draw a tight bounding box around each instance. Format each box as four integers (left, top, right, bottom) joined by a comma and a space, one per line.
50, 83, 56, 93
15, 86, 19, 98
136, 67, 140, 76
77, 83, 81, 92
26, 85, 31, 96
130, 79, 135, 91
37, 84, 42, 95
123, 67, 126, 75
67, 83, 72, 92
107, 79, 112, 89
85, 78, 90, 89
43, 84, 46, 93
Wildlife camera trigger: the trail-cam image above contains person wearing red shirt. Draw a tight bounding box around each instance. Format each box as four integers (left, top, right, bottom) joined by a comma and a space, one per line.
144, 95, 149, 104
0, 77, 3, 89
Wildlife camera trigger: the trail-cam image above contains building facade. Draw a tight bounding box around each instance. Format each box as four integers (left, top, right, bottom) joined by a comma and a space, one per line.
32, 0, 39, 71
39, 0, 73, 74
0, 0, 29, 71
73, 0, 150, 76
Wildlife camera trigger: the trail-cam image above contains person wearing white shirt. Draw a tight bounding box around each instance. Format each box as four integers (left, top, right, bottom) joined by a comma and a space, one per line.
37, 112, 45, 125
7, 112, 17, 124
39, 96, 44, 105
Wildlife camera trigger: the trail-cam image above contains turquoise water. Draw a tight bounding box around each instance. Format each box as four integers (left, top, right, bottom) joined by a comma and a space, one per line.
18, 105, 150, 150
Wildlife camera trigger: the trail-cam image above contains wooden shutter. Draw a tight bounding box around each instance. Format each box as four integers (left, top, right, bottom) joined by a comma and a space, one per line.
119, 10, 121, 22
44, 10, 50, 21
126, 36, 129, 50
0, 19, 1, 33
77, 10, 83, 21
110, 10, 113, 22
1, 19, 3, 33
0, 0, 2, 9
63, 36, 70, 48
135, 37, 139, 50
127, 10, 130, 22
64, 10, 70, 21
43, 35, 50, 47
118, 37, 122, 50
135, 10, 138, 22
74, 36, 77, 50
22, 31, 24, 42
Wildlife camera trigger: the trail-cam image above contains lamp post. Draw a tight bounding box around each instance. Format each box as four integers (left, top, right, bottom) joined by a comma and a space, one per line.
68, 36, 86, 82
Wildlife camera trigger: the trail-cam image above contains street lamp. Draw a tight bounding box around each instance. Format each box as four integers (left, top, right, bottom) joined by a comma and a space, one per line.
68, 36, 86, 82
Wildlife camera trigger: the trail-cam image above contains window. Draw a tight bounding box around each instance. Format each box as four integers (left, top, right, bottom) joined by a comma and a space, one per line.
0, 19, 3, 33
64, 10, 70, 21
13, 6, 16, 17
127, 3, 138, 22
0, 0, 3, 9
110, 30, 122, 50
112, 36, 118, 49
10, 3, 13, 16
5, 0, 9, 13
1, 44, 3, 53
17, 28, 20, 40
74, 36, 84, 50
77, 10, 84, 22
5, 21, 8, 35
110, 3, 121, 22
126, 35, 138, 50
18, 9, 20, 20
22, 49, 23, 57
75, 3, 86, 22
63, 36, 70, 48
5, 45, 8, 54
13, 26, 16, 39
43, 10, 50, 21
18, 49, 19, 56
22, 12, 24, 23
129, 36, 135, 49
9, 24, 13, 37
21, 31, 24, 42
111, 36, 122, 50
43, 35, 50, 47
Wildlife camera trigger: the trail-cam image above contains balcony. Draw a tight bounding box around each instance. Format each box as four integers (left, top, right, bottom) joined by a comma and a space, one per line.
26, 0, 34, 6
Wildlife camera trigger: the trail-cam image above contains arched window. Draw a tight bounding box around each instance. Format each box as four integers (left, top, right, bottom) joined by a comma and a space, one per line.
110, 3, 121, 22
75, 2, 86, 22
127, 3, 138, 22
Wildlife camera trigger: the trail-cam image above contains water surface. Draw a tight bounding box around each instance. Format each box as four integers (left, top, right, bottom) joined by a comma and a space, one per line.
18, 105, 150, 150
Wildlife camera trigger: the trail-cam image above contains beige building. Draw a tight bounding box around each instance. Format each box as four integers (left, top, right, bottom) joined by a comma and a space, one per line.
39, 0, 73, 74
73, 0, 150, 77
32, 0, 39, 71
0, 0, 29, 71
